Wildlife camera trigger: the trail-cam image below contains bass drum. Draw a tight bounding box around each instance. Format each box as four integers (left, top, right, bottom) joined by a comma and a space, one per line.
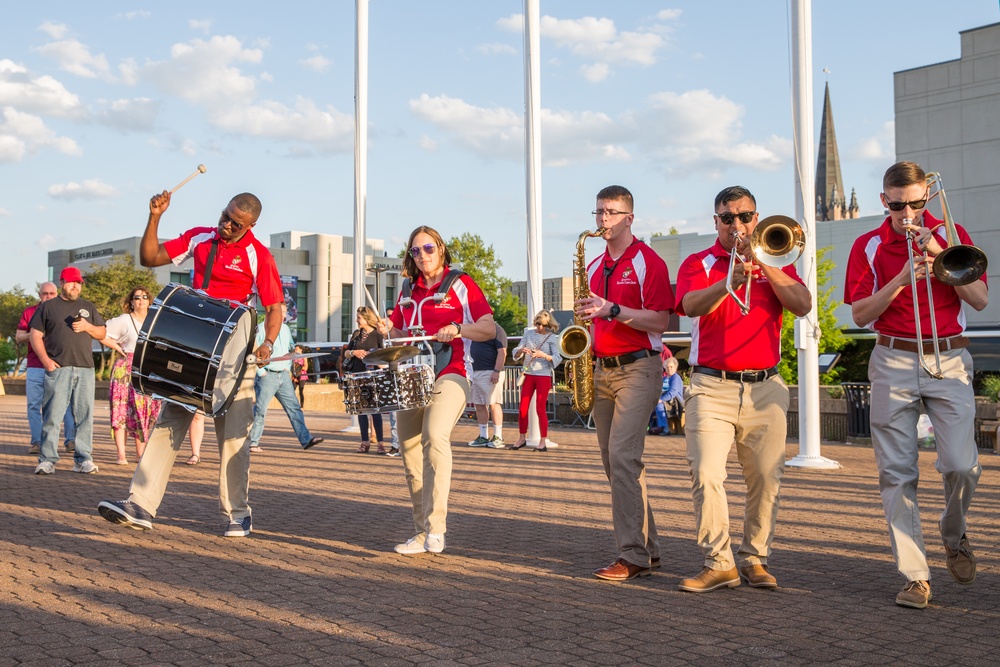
132, 283, 256, 417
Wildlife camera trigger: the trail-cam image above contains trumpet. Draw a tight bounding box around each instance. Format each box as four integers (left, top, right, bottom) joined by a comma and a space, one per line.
726, 215, 805, 315
904, 171, 988, 378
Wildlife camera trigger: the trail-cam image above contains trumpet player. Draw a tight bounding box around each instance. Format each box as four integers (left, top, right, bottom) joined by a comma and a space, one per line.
574, 185, 674, 581
675, 186, 810, 594
845, 161, 988, 609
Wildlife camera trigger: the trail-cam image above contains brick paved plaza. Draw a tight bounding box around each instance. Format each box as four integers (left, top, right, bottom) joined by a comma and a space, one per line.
1, 394, 998, 666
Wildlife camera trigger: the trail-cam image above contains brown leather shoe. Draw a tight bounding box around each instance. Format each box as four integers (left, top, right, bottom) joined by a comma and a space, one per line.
678, 566, 740, 593
593, 558, 652, 581
944, 535, 976, 585
739, 564, 778, 589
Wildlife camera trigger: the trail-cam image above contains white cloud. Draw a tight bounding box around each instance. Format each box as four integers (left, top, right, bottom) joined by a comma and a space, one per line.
35, 38, 112, 79
0, 59, 83, 117
118, 11, 150, 20
299, 55, 331, 73
189, 19, 212, 34
0, 207, 9, 217
94, 97, 159, 132
211, 96, 354, 147
47, 179, 118, 201
498, 12, 671, 80
38, 22, 68, 40
0, 106, 81, 162
36, 233, 56, 249
657, 9, 683, 21
477, 42, 517, 56
418, 135, 437, 152
852, 121, 895, 161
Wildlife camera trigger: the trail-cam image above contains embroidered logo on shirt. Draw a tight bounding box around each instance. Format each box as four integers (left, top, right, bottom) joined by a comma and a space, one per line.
225, 255, 244, 272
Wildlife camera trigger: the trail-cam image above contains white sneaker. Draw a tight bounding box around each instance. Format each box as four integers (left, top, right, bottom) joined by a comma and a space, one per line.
394, 534, 428, 555
34, 461, 55, 475
72, 460, 99, 474
425, 533, 446, 554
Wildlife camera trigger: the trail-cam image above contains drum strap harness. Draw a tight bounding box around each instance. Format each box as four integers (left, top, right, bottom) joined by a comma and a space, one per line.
200, 240, 220, 290
401, 269, 465, 377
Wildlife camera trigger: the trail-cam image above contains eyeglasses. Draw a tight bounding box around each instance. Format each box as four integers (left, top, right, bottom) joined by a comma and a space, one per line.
132, 295, 149, 300
716, 211, 756, 225
883, 197, 927, 212
219, 210, 247, 232
408, 243, 438, 258
592, 209, 630, 218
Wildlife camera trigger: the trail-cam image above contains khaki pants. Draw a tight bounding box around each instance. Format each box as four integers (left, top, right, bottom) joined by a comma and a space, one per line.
593, 354, 662, 568
128, 374, 254, 521
397, 374, 469, 536
685, 372, 789, 570
869, 344, 981, 582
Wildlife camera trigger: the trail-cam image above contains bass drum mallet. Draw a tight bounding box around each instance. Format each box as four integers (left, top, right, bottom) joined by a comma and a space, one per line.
170, 164, 207, 194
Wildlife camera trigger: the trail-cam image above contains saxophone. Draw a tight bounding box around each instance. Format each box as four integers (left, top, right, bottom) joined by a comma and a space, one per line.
559, 227, 607, 415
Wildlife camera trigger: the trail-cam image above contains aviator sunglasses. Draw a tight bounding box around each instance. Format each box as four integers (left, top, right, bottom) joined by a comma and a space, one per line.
408, 243, 438, 258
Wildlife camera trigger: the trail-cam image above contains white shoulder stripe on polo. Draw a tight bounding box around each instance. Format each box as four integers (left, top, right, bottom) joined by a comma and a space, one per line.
171, 231, 215, 266
863, 235, 883, 332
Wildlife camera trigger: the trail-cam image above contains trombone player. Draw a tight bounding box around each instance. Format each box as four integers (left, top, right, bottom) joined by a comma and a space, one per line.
845, 161, 988, 609
674, 186, 811, 593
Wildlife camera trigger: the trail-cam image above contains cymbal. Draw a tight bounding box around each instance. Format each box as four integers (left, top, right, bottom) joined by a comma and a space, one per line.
364, 345, 421, 364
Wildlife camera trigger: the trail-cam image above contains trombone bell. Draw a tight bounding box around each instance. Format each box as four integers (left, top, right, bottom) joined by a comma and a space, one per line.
749, 215, 805, 268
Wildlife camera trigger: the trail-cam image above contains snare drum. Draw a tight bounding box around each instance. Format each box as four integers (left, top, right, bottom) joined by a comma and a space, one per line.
132, 283, 256, 416
343, 364, 435, 415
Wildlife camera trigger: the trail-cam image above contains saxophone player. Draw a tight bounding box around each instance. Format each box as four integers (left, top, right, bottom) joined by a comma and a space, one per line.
574, 185, 674, 581
674, 186, 811, 593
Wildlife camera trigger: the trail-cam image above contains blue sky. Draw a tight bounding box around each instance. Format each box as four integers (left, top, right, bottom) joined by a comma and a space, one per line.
2, 1, 998, 294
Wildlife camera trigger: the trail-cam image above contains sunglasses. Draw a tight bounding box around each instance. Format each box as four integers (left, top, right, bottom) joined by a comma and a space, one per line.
132, 294, 149, 300
883, 197, 927, 212
219, 210, 248, 232
408, 243, 438, 258
716, 211, 756, 225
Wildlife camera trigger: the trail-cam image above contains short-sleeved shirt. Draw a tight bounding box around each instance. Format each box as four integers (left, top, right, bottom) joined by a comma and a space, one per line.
587, 239, 674, 357
390, 266, 493, 378
104, 313, 143, 354
19, 304, 43, 368
675, 239, 803, 371
470, 324, 508, 371
29, 296, 106, 368
163, 226, 283, 307
255, 323, 294, 372
844, 211, 986, 338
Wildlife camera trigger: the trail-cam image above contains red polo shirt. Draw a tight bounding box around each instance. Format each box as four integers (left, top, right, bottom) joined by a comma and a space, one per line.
844, 211, 984, 338
18, 304, 42, 368
675, 239, 802, 371
586, 239, 674, 357
390, 266, 493, 378
163, 227, 283, 307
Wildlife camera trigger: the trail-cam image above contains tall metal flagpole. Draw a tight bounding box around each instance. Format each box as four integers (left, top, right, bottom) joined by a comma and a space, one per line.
345, 0, 369, 434
523, 0, 552, 448
787, 0, 838, 469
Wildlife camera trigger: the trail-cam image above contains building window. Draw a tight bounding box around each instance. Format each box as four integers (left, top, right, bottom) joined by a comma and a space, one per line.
342, 284, 353, 341
170, 271, 192, 286
296, 281, 309, 341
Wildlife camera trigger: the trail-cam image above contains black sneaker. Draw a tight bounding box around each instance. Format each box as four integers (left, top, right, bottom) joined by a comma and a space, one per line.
224, 515, 252, 537
98, 500, 153, 531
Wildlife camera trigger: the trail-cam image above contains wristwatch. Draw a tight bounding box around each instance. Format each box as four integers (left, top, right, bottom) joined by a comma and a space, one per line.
607, 303, 621, 321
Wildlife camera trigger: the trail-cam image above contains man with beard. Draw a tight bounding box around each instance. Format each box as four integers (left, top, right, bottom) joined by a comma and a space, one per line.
29, 267, 107, 475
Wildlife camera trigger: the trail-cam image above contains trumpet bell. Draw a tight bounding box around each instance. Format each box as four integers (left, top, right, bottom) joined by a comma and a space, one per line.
749, 215, 805, 268
558, 325, 592, 360
934, 244, 988, 286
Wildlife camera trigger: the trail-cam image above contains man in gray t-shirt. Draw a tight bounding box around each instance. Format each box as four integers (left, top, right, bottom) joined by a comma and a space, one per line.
29, 266, 106, 475
467, 323, 508, 448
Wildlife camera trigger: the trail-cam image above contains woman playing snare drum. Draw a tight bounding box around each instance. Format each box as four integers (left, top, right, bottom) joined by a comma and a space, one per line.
386, 226, 497, 556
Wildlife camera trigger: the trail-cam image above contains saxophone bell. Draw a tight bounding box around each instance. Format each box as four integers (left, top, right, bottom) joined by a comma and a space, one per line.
558, 324, 592, 360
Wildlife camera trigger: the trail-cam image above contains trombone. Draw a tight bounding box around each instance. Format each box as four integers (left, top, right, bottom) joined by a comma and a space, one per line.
904, 171, 988, 378
726, 215, 805, 315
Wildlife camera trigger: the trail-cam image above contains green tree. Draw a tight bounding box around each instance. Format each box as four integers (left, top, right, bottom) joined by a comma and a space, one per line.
0, 285, 37, 375
777, 246, 848, 385
446, 233, 526, 335
81, 255, 162, 375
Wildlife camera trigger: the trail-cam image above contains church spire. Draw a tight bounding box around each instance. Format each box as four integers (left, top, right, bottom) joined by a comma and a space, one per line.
815, 81, 855, 219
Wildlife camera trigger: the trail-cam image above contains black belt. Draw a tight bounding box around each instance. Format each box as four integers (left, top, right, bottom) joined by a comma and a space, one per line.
693, 365, 778, 383
598, 349, 656, 369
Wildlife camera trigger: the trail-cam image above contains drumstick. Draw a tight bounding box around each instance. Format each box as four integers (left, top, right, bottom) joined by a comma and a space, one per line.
170, 164, 207, 194
245, 351, 326, 366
